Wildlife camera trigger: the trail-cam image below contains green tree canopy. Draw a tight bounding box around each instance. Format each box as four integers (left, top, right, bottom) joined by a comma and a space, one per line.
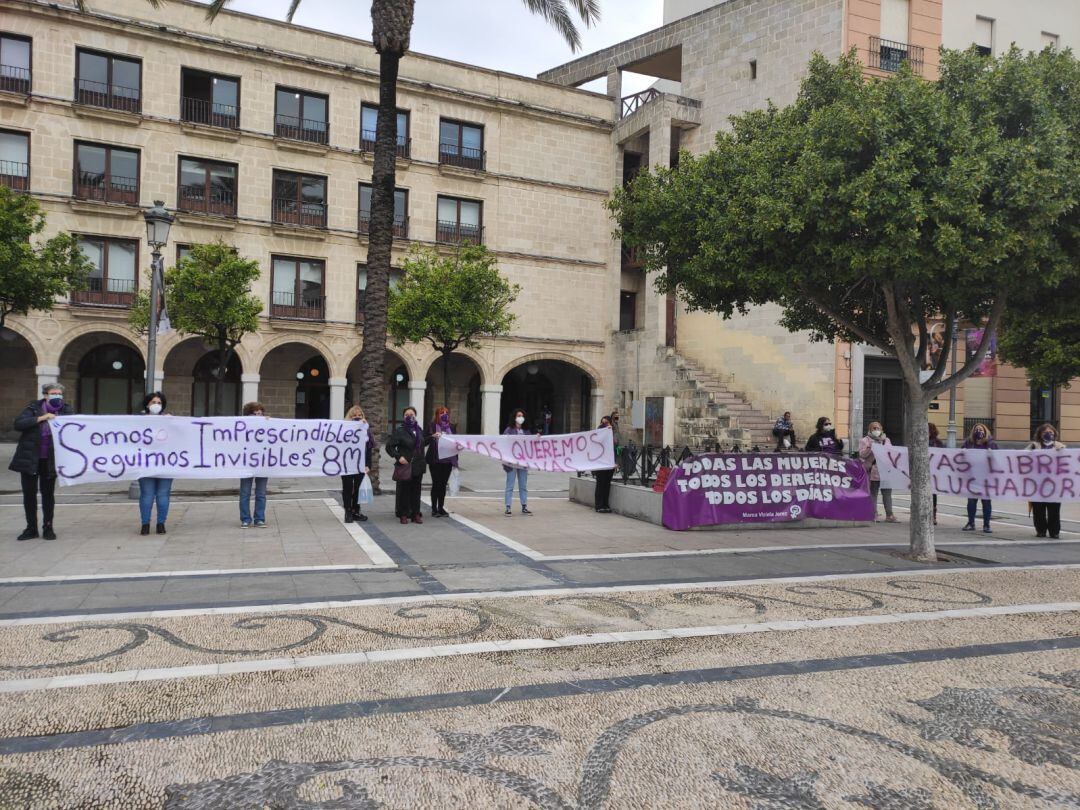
0, 187, 91, 331
388, 244, 520, 408
609, 48, 1080, 559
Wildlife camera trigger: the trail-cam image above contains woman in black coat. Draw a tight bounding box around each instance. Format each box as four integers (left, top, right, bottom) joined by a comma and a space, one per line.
425, 406, 458, 518
10, 382, 73, 541
385, 405, 428, 525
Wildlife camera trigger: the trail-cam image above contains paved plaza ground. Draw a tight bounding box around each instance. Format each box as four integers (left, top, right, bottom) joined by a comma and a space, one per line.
0, 450, 1078, 807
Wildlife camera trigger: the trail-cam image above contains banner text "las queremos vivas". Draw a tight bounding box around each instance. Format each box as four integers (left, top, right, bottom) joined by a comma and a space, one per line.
438, 429, 614, 473
52, 416, 367, 485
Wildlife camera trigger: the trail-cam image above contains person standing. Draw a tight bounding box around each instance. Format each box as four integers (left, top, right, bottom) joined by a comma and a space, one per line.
10, 383, 73, 541
138, 392, 173, 536
772, 411, 797, 450
928, 422, 944, 525
858, 421, 897, 522
1026, 423, 1066, 539
238, 401, 270, 529
503, 408, 535, 516
805, 417, 845, 455
386, 406, 426, 525
340, 405, 375, 523
426, 406, 457, 518
962, 423, 998, 533
593, 415, 617, 513
542, 405, 553, 435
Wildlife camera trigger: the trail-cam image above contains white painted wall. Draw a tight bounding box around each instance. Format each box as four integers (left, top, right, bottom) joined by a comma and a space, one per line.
943, 0, 1080, 53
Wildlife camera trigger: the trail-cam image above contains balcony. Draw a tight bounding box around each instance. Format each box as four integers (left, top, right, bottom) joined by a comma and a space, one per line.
438, 144, 485, 172
869, 36, 924, 76
360, 129, 411, 159
71, 277, 136, 308
272, 198, 327, 229
0, 65, 30, 95
0, 161, 28, 192
74, 172, 138, 206
270, 291, 325, 321
436, 220, 483, 246
621, 88, 662, 119
178, 184, 237, 218
359, 212, 408, 239
181, 96, 239, 130
75, 77, 141, 113
274, 113, 328, 145
621, 243, 644, 270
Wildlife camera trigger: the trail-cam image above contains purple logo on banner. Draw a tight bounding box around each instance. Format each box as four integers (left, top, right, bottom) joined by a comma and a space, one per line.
661, 453, 875, 531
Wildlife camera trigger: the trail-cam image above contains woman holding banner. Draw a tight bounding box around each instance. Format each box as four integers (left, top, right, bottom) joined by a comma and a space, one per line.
805, 417, 844, 456
929, 422, 944, 524
10, 383, 73, 541
138, 392, 173, 536
503, 408, 535, 517
858, 422, 898, 523
593, 415, 617, 513
962, 423, 998, 533
238, 402, 270, 528
341, 405, 375, 523
386, 406, 426, 525
1026, 423, 1066, 539
426, 406, 457, 518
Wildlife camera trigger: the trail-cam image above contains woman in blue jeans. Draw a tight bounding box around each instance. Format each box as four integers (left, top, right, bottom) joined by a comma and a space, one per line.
239, 401, 269, 528
503, 408, 537, 516
961, 423, 998, 533
138, 392, 173, 536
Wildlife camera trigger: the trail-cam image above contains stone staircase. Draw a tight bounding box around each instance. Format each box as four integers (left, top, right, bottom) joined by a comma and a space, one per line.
664, 348, 777, 449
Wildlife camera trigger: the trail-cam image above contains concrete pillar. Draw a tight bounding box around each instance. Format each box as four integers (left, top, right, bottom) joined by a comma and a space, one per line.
241, 373, 260, 406
35, 365, 60, 395
606, 65, 623, 120
407, 380, 426, 417
480, 384, 503, 435
647, 118, 674, 343
329, 377, 347, 420
590, 388, 607, 428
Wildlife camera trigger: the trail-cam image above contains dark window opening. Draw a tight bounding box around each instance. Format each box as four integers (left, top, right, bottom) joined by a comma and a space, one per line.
272, 169, 327, 228
74, 141, 139, 205
181, 68, 239, 129
749, 59, 757, 80
619, 291, 637, 331
178, 156, 237, 217
274, 87, 328, 144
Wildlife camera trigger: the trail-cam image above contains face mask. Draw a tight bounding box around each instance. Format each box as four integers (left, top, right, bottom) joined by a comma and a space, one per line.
148, 403, 163, 415
1042, 433, 1056, 444
515, 416, 525, 426
823, 423, 832, 431
404, 414, 416, 425
439, 414, 450, 424
47, 396, 63, 406
974, 430, 985, 440
870, 429, 882, 439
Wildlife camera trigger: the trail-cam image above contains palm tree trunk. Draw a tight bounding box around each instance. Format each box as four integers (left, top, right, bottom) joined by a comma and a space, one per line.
442, 349, 451, 410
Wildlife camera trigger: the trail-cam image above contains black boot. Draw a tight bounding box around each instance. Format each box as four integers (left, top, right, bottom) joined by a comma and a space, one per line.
17, 526, 38, 541
140, 524, 150, 536
344, 507, 354, 524
156, 522, 166, 535
42, 524, 56, 541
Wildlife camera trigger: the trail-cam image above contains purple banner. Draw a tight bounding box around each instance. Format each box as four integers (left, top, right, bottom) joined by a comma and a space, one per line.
662, 453, 875, 530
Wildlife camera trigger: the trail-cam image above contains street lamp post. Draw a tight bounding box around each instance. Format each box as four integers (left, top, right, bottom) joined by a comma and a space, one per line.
946, 315, 959, 448
143, 200, 174, 397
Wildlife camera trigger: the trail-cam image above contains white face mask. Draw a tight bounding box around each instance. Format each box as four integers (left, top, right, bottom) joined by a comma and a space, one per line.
870, 429, 882, 439
148, 403, 163, 415
515, 416, 525, 426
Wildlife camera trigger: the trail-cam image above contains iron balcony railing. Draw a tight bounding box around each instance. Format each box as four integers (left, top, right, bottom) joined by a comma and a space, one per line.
270, 291, 325, 321
178, 184, 237, 218
621, 243, 644, 269
620, 88, 661, 118
75, 77, 141, 113
0, 64, 30, 94
273, 113, 329, 145
0, 161, 29, 192
74, 171, 138, 205
869, 36, 925, 76
181, 96, 240, 130
272, 198, 327, 229
71, 276, 136, 307
360, 129, 411, 159
438, 143, 485, 171
358, 212, 408, 239
435, 220, 483, 246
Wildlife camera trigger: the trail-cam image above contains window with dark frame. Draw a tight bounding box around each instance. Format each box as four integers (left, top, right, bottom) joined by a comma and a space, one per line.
358, 183, 408, 238
360, 104, 409, 158
0, 129, 29, 192
272, 169, 327, 228
274, 86, 328, 144
181, 68, 240, 129
1030, 384, 1060, 438
178, 156, 237, 217
438, 118, 484, 170
619, 291, 637, 331
74, 141, 139, 205
435, 195, 482, 244
75, 48, 141, 113
73, 235, 138, 307
0, 33, 31, 94
271, 255, 325, 320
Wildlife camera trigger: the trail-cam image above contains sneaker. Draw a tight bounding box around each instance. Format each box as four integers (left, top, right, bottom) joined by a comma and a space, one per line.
437, 509, 450, 518
505, 507, 512, 516
1036, 531, 1046, 538
355, 513, 368, 522
983, 525, 992, 534
400, 516, 409, 525
885, 515, 899, 523
254, 521, 267, 528
240, 522, 251, 529
16, 527, 37, 542
961, 523, 975, 532
412, 514, 423, 524
156, 523, 167, 535
42, 526, 56, 541
1050, 533, 1060, 539
140, 524, 150, 536
521, 506, 533, 516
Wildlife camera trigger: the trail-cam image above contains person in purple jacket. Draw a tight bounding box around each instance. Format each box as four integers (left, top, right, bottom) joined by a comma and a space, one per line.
503, 408, 537, 517
962, 422, 998, 533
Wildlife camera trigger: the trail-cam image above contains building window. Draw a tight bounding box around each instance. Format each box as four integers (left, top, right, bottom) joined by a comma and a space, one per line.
359, 183, 408, 238
436, 196, 483, 244
176, 244, 192, 264
749, 59, 757, 80
439, 119, 485, 170
619, 291, 637, 331
271, 255, 325, 320
274, 86, 328, 144
181, 68, 239, 129
1030, 384, 1060, 438
73, 236, 138, 307
975, 17, 994, 57
178, 157, 237, 217
360, 104, 410, 157
0, 129, 29, 192
0, 33, 31, 94
356, 264, 402, 322
74, 142, 139, 205
77, 343, 144, 414
75, 48, 141, 113
1041, 32, 1059, 51
272, 169, 327, 228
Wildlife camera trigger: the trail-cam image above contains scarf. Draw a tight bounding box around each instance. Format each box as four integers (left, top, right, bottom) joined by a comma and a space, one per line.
405, 418, 423, 453
39, 398, 63, 458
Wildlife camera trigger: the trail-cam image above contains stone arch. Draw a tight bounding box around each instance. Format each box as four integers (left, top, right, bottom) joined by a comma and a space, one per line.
55, 322, 146, 365
423, 351, 484, 433
250, 333, 336, 377
58, 331, 146, 414
163, 336, 244, 416
499, 353, 600, 435
496, 351, 601, 387
1, 321, 47, 367
259, 341, 332, 420
0, 326, 40, 440
345, 347, 414, 430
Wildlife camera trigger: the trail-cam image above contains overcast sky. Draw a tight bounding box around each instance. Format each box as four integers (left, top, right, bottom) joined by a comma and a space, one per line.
205, 0, 664, 94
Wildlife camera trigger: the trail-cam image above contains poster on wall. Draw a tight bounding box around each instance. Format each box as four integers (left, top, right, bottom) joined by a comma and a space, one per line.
645, 397, 664, 446
965, 329, 997, 377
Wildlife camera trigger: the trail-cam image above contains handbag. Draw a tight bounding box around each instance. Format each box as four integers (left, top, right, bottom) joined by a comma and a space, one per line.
392, 462, 412, 482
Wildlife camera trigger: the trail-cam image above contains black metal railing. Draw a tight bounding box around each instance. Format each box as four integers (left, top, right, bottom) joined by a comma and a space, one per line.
0, 161, 28, 192
178, 184, 237, 217
962, 418, 995, 438
270, 291, 325, 320
75, 77, 141, 113
71, 276, 136, 307
181, 96, 239, 129
0, 64, 30, 94
272, 198, 327, 228
358, 212, 408, 239
869, 36, 924, 75
435, 220, 483, 245
360, 129, 411, 159
621, 88, 661, 118
74, 171, 138, 205
273, 113, 329, 145
438, 143, 485, 171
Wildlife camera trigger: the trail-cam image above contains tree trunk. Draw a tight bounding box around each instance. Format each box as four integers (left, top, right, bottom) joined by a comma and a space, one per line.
213, 341, 232, 417
442, 350, 451, 413
904, 384, 936, 562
